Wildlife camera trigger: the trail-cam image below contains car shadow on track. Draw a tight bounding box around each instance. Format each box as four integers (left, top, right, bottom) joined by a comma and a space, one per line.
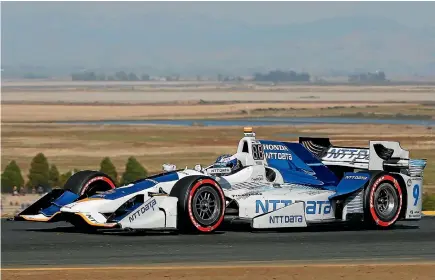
220, 221, 420, 233
20, 222, 419, 236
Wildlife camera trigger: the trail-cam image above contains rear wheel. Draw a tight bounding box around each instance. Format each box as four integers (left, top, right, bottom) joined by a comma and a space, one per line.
170, 176, 225, 233
64, 170, 116, 197
364, 174, 402, 229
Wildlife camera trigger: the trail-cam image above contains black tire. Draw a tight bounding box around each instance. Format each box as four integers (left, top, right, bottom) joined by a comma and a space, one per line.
64, 170, 116, 197
363, 174, 403, 229
169, 176, 225, 233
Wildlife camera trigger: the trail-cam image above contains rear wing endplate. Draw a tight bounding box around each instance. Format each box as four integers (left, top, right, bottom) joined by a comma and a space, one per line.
299, 137, 423, 173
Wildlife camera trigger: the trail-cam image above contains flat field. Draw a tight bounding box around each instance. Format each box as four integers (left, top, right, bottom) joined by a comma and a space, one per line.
2, 86, 435, 104
5, 102, 434, 122
2, 82, 435, 121
2, 82, 435, 104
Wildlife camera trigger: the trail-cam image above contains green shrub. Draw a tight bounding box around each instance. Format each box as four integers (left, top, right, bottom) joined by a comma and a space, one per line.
423, 193, 435, 210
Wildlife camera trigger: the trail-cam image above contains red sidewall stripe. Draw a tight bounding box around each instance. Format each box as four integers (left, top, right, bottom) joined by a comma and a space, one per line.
187, 179, 226, 232
81, 176, 116, 196
369, 175, 402, 227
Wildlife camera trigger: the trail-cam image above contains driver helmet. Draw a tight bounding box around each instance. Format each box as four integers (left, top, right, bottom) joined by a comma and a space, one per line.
214, 154, 242, 172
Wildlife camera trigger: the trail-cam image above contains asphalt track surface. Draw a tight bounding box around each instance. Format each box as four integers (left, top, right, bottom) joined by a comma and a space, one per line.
2, 217, 435, 268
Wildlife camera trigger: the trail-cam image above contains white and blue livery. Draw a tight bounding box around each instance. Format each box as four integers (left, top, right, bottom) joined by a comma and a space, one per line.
14, 127, 427, 233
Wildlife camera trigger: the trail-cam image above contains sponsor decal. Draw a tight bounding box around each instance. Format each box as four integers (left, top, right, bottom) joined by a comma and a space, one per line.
128, 199, 157, 222
306, 201, 331, 215
413, 184, 420, 206
265, 152, 292, 160
261, 142, 292, 161
85, 214, 98, 223
233, 192, 262, 199
325, 148, 369, 161
407, 179, 412, 187
208, 167, 232, 174
409, 209, 421, 219
344, 175, 368, 180
251, 175, 264, 182
262, 144, 289, 151
256, 199, 293, 213
269, 215, 303, 224
255, 200, 331, 215
300, 190, 323, 196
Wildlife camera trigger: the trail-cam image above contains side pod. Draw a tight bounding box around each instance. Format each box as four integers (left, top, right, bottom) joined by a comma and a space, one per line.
106, 195, 178, 230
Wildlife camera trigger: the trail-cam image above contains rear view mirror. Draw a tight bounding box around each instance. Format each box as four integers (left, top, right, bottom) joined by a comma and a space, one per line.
162, 163, 177, 172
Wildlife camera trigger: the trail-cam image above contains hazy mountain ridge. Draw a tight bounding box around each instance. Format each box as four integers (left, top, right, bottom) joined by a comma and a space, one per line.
2, 10, 435, 76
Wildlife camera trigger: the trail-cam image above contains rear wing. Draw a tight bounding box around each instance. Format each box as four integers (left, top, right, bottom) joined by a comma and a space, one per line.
299, 137, 426, 177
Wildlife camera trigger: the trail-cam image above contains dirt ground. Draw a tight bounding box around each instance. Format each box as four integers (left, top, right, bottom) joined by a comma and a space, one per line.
2, 102, 401, 122
2, 102, 434, 122
2, 263, 435, 280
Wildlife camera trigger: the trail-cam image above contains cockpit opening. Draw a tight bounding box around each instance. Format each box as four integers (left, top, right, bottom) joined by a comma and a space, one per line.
242, 141, 249, 153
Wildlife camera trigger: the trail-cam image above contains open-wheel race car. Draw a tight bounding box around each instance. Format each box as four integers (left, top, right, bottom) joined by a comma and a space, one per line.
13, 127, 427, 233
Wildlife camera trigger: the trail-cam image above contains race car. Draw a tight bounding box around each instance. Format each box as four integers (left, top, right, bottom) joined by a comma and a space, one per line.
13, 127, 427, 233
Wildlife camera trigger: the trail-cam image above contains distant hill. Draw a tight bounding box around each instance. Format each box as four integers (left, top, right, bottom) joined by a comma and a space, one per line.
2, 10, 435, 76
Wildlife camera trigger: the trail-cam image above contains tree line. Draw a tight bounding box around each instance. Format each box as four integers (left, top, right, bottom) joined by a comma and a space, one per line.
1, 153, 148, 193
253, 70, 311, 82
348, 71, 387, 83
69, 69, 390, 83
71, 71, 151, 81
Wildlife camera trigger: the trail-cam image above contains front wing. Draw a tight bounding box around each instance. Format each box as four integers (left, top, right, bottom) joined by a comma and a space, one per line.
14, 190, 179, 231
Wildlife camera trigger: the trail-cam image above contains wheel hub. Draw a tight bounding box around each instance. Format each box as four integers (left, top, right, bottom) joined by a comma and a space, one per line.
374, 182, 398, 220
200, 200, 210, 210
191, 185, 221, 226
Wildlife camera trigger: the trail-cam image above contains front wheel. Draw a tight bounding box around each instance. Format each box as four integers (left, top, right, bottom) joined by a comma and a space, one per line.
170, 176, 225, 233
64, 170, 116, 197
364, 174, 403, 229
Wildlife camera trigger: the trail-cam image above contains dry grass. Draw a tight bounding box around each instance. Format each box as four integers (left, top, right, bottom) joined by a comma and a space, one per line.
0, 102, 394, 122
2, 84, 435, 104
1, 123, 434, 186
2, 103, 434, 122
